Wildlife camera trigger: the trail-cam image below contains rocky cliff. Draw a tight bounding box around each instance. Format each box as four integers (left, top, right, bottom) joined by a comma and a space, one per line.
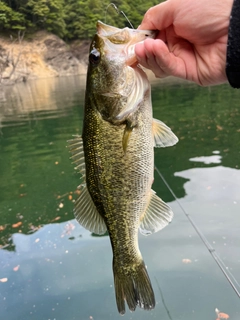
0, 31, 89, 85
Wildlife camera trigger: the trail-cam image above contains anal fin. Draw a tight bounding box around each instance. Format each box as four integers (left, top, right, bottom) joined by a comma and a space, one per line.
140, 190, 173, 236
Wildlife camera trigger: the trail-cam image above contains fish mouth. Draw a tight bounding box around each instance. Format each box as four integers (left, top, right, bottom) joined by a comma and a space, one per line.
97, 21, 121, 36
96, 21, 157, 66
97, 21, 157, 39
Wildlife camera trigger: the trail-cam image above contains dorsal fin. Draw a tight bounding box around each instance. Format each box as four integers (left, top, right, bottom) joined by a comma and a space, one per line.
152, 118, 178, 148
139, 190, 173, 236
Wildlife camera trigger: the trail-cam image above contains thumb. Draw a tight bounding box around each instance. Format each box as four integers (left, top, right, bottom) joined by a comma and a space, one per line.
138, 1, 175, 31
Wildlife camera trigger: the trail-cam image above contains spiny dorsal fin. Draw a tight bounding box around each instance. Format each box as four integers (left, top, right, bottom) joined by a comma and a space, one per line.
67, 135, 86, 179
152, 118, 178, 148
139, 190, 173, 236
67, 135, 107, 235
74, 185, 107, 235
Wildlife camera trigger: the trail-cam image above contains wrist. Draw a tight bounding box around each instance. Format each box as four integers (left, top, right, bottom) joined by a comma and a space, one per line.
226, 0, 240, 88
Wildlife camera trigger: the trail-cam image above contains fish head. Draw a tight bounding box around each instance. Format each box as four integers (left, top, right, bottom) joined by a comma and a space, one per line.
86, 21, 157, 123
96, 21, 156, 66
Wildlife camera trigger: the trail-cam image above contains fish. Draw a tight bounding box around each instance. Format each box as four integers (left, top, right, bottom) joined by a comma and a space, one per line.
68, 21, 178, 314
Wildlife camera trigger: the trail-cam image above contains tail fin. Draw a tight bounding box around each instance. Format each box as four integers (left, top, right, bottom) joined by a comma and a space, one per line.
113, 259, 155, 314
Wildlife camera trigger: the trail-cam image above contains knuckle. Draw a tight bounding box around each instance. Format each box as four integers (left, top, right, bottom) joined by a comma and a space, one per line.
144, 7, 155, 21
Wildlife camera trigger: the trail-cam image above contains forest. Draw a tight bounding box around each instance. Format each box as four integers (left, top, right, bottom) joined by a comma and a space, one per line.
0, 0, 162, 40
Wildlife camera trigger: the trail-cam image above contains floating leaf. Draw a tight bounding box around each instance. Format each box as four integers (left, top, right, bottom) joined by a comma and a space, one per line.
216, 125, 223, 131
12, 222, 22, 228
182, 259, 192, 264
218, 313, 230, 319
19, 193, 27, 197
51, 216, 61, 222
215, 308, 230, 319
13, 265, 20, 272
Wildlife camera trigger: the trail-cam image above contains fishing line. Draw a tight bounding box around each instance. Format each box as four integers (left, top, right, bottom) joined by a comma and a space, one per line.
155, 166, 240, 299
154, 277, 173, 320
105, 3, 134, 28
120, 11, 134, 29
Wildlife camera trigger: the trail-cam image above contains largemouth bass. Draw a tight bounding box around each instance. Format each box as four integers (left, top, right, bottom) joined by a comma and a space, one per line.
68, 21, 178, 314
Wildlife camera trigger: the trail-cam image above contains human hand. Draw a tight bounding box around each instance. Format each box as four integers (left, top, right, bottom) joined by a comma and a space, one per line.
135, 0, 233, 86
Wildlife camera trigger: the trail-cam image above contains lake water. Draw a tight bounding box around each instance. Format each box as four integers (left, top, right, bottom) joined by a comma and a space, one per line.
0, 75, 239, 320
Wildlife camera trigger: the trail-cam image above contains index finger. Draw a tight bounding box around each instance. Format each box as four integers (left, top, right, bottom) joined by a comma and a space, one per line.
138, 1, 175, 30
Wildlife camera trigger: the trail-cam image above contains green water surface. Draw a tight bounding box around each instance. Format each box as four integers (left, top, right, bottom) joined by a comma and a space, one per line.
0, 75, 239, 319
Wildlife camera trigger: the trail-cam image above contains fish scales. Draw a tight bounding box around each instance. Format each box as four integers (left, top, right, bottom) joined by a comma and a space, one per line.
84, 82, 153, 261
68, 21, 178, 315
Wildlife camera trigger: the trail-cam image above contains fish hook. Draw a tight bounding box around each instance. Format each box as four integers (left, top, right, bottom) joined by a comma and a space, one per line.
105, 3, 134, 29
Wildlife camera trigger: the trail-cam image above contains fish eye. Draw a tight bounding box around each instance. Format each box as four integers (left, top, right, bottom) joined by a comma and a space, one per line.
89, 48, 101, 65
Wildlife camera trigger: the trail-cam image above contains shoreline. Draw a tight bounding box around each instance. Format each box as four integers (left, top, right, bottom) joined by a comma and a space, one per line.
0, 31, 192, 88
0, 31, 89, 86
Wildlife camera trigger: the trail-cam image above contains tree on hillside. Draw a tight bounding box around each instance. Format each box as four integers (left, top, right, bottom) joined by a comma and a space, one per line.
64, 0, 112, 39
20, 0, 66, 37
1, 0, 163, 40
0, 2, 26, 31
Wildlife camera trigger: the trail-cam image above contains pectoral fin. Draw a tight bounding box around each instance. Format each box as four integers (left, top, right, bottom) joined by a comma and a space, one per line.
139, 190, 173, 236
122, 123, 133, 153
67, 135, 107, 235
152, 118, 178, 147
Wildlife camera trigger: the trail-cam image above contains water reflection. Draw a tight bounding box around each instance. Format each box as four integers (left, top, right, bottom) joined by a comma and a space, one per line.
174, 165, 240, 276
0, 75, 86, 127
189, 154, 222, 164
175, 167, 240, 301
